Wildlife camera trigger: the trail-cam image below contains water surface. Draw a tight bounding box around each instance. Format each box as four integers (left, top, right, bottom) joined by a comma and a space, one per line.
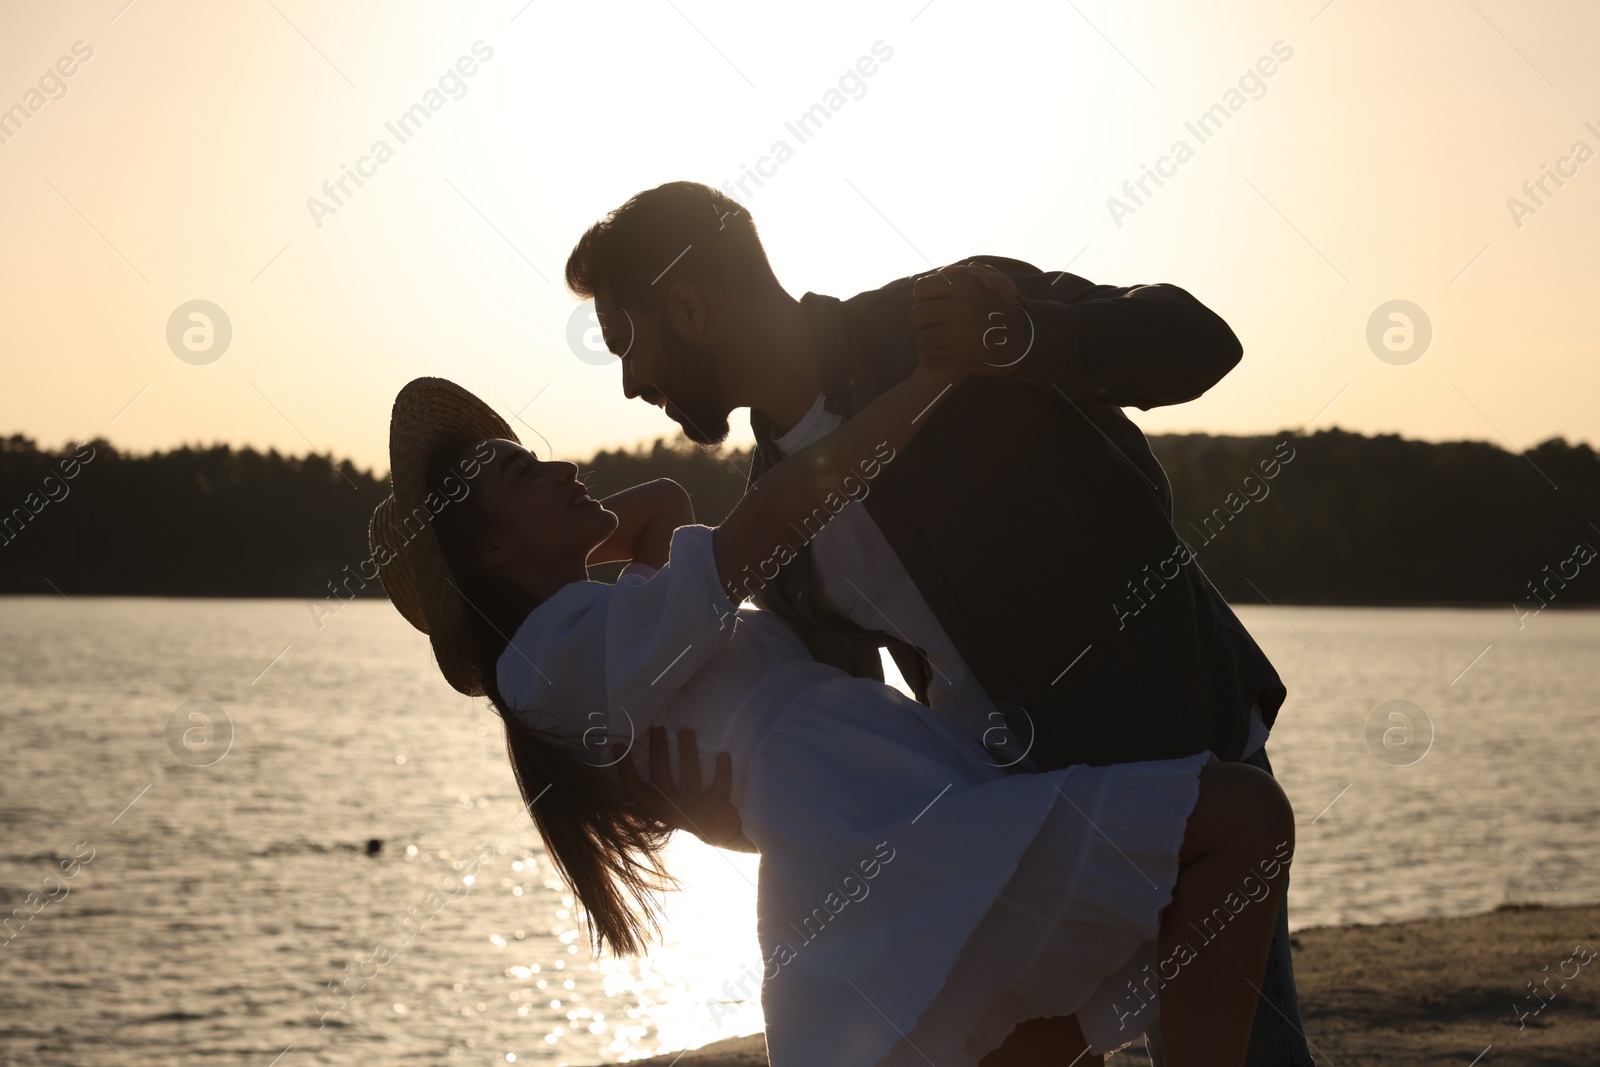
0, 598, 1594, 1064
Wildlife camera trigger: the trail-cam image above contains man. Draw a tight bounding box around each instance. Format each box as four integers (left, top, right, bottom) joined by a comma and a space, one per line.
564, 181, 1308, 1066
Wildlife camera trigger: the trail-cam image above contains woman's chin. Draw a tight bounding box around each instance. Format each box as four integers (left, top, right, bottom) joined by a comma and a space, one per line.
589, 504, 622, 540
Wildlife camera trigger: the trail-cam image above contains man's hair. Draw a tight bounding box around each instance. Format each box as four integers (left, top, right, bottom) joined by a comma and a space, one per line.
565, 181, 777, 311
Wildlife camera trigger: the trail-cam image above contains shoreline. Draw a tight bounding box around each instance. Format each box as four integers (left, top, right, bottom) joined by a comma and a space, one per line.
605, 901, 1600, 1066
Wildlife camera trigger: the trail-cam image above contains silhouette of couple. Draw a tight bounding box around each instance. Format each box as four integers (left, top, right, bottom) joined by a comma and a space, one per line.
369, 181, 1309, 1066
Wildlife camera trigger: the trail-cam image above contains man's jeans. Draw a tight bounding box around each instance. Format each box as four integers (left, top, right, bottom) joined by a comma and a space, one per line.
1143, 746, 1313, 1067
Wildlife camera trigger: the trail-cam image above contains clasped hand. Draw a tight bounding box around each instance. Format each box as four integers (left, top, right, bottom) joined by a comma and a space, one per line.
910, 262, 1029, 375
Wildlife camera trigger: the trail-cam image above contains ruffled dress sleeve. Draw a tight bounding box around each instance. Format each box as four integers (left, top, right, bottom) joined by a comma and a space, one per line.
602, 523, 741, 721
495, 524, 741, 746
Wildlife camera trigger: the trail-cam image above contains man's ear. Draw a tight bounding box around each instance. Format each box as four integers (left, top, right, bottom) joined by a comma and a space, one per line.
664, 279, 709, 340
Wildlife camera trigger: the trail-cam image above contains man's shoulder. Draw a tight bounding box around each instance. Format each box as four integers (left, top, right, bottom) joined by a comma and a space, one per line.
843, 255, 1045, 305
835, 256, 1051, 344
827, 256, 1072, 409
957, 254, 1043, 276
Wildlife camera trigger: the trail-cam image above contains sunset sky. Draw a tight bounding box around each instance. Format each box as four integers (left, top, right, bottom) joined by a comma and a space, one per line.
2, 0, 1596, 474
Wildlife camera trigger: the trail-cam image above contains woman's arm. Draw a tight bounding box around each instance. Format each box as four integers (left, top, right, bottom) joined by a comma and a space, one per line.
587, 478, 694, 571
713, 362, 961, 601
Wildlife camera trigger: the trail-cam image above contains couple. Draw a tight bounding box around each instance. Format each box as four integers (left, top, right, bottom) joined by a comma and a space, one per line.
367, 182, 1307, 1066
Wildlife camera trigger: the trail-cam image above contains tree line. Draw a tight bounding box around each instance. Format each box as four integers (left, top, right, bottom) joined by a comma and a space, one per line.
2, 429, 1596, 608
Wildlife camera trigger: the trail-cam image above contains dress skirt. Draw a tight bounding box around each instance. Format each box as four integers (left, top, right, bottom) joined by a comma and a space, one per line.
740, 677, 1209, 1066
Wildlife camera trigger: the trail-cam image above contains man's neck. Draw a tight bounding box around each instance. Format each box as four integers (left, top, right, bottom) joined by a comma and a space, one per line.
726, 291, 823, 438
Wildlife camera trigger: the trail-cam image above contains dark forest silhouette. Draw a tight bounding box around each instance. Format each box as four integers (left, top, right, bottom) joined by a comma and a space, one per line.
2, 430, 1597, 608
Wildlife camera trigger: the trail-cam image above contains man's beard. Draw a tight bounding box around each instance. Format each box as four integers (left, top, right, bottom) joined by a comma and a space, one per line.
656, 318, 731, 446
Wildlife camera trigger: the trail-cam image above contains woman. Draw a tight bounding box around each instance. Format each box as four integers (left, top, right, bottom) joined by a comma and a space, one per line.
367, 352, 1294, 1066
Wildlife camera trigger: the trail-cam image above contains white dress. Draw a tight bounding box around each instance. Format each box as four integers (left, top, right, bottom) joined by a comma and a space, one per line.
498, 524, 1209, 1065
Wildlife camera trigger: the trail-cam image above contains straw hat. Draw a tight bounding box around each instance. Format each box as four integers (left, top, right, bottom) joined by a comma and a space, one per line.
368, 377, 516, 696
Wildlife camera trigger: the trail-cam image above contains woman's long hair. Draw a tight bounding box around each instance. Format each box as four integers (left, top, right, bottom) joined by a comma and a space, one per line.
426, 442, 674, 956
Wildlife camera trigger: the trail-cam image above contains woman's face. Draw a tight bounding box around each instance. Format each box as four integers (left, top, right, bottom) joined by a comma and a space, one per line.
471, 438, 618, 573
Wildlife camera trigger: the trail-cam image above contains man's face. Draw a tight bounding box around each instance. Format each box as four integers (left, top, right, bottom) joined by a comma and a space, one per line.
596, 290, 732, 446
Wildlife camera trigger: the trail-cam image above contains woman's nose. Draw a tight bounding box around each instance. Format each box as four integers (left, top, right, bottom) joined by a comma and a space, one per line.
533, 458, 574, 483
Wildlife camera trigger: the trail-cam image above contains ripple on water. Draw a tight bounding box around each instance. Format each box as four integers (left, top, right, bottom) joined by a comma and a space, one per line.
1, 598, 1596, 1064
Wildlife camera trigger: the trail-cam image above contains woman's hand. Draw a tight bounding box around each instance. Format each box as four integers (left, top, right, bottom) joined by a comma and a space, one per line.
587, 478, 694, 570
616, 728, 757, 853
910, 262, 1029, 376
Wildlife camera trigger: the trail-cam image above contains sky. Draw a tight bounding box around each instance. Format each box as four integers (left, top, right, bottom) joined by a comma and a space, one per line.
2, 0, 1597, 475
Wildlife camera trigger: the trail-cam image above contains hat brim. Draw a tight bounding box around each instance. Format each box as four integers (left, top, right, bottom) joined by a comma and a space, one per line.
368, 377, 519, 697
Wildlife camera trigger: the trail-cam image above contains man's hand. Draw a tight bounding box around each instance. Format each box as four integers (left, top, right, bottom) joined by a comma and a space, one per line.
910, 262, 1030, 375
616, 728, 757, 852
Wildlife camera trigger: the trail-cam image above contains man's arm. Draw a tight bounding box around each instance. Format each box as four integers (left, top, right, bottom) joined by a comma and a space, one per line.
618, 729, 757, 853
1011, 269, 1242, 408
924, 258, 1243, 410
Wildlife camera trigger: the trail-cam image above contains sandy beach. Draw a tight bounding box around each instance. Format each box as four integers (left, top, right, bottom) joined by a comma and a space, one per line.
606, 902, 1600, 1066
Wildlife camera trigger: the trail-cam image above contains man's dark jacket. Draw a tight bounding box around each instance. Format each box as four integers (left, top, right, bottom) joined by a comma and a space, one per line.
745, 257, 1287, 771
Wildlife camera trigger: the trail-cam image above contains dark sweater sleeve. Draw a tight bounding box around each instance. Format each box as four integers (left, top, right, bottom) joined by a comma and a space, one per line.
995, 265, 1244, 410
